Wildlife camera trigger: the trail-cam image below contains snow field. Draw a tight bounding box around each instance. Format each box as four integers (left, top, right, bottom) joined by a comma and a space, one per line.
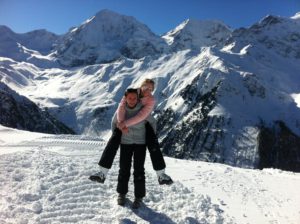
0, 140, 233, 224
164, 158, 300, 224
0, 127, 299, 223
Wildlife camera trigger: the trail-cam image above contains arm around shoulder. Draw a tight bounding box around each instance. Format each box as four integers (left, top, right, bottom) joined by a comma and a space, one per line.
124, 96, 156, 127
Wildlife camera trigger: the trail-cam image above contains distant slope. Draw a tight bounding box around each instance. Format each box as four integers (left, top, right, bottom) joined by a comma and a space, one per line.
0, 82, 75, 134
0, 25, 59, 67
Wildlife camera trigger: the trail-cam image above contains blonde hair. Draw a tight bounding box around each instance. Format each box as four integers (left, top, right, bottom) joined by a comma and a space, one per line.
140, 78, 155, 88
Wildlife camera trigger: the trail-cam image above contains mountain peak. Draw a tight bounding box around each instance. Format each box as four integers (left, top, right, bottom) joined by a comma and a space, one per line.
0, 25, 59, 65
0, 25, 14, 34
228, 12, 300, 59
291, 12, 300, 20
80, 9, 142, 32
56, 10, 167, 66
94, 9, 124, 18
85, 9, 127, 26
256, 15, 284, 28
163, 18, 231, 50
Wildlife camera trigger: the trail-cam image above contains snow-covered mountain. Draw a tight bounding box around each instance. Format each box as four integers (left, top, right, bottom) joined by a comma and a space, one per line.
0, 82, 74, 134
0, 25, 59, 67
155, 14, 300, 171
226, 14, 300, 60
55, 9, 168, 66
162, 19, 232, 50
1, 10, 300, 172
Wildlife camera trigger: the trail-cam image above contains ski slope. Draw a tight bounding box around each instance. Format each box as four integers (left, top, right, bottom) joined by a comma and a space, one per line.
0, 125, 299, 224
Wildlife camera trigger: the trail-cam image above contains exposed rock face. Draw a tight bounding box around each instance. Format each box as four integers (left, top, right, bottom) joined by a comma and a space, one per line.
157, 81, 222, 160
258, 121, 300, 172
157, 79, 300, 172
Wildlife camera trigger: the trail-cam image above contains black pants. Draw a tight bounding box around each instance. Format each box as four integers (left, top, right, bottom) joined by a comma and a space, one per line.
98, 128, 122, 169
117, 144, 146, 198
98, 123, 166, 170
145, 122, 166, 170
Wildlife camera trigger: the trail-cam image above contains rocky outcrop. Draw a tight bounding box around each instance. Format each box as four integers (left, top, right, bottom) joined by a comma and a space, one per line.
258, 121, 300, 172
157, 78, 224, 161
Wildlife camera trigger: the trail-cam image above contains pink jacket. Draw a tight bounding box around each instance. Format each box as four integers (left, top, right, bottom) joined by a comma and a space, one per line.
117, 94, 156, 127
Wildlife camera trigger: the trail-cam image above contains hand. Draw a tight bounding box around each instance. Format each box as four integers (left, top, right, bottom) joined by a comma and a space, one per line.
117, 121, 126, 129
121, 127, 129, 134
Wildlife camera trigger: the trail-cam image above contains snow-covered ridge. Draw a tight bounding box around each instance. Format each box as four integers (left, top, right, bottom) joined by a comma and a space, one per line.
291, 12, 300, 20
162, 19, 232, 50
0, 25, 60, 68
226, 14, 300, 60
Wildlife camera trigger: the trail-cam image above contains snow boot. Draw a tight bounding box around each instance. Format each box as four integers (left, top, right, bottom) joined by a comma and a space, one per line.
89, 166, 108, 183
158, 173, 173, 185
132, 197, 142, 209
117, 194, 126, 206
89, 171, 106, 183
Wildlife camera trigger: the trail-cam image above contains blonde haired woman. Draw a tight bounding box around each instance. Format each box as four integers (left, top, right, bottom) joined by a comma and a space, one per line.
90, 79, 173, 186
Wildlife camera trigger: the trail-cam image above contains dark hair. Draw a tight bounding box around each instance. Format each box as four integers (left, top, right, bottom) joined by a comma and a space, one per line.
124, 88, 138, 96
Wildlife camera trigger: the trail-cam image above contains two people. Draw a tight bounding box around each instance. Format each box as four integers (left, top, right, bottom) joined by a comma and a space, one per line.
90, 79, 173, 208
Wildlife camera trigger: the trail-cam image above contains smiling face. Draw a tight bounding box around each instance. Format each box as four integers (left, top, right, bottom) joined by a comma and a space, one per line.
125, 92, 138, 108
141, 83, 154, 97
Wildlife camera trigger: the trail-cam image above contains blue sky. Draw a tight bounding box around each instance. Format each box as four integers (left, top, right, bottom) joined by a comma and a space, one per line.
0, 0, 299, 35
